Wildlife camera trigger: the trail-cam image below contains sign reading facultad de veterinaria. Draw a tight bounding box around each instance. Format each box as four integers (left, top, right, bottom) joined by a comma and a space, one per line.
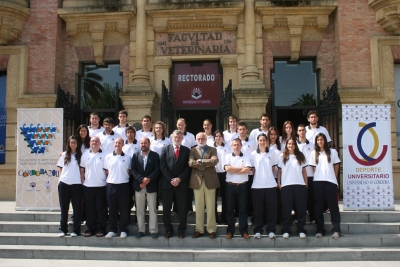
16, 109, 63, 211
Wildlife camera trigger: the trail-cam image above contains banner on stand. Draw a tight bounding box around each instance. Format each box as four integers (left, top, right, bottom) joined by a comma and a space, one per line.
16, 109, 63, 211
342, 105, 394, 210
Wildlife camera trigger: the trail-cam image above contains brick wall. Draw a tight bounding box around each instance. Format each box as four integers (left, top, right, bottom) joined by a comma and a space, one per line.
336, 0, 389, 89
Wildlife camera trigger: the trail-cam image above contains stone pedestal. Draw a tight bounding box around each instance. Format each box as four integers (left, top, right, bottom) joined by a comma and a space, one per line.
120, 90, 157, 124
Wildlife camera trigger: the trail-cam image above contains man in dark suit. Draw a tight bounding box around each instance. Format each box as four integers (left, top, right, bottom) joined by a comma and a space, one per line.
160, 130, 191, 239
131, 137, 160, 239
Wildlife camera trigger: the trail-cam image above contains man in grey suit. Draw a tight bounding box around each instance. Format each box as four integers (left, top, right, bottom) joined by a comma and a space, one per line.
189, 132, 219, 239
160, 130, 191, 239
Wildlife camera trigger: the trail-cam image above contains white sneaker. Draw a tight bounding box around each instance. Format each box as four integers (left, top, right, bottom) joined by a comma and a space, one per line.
70, 232, 78, 237
235, 218, 239, 227
331, 232, 340, 240
247, 217, 253, 226
283, 233, 289, 239
68, 219, 73, 225
120, 232, 127, 239
311, 220, 316, 225
105, 232, 117, 239
293, 220, 298, 225
291, 210, 295, 216
254, 233, 262, 239
58, 231, 65, 237
316, 233, 323, 238
268, 232, 276, 239
299, 232, 306, 239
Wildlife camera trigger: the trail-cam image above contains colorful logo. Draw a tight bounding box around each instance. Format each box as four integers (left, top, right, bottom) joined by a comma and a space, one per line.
191, 87, 202, 100
20, 124, 59, 154
349, 122, 388, 166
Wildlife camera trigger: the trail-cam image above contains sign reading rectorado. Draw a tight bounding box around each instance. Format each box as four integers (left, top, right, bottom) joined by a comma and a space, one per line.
156, 31, 236, 56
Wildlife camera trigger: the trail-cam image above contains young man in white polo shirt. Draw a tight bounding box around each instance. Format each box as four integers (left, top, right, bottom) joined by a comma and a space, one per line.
306, 110, 331, 145
237, 121, 257, 226
113, 110, 130, 142
80, 136, 107, 237
97, 117, 121, 155
223, 115, 239, 145
249, 113, 271, 142
203, 119, 215, 146
224, 138, 251, 239
135, 115, 153, 141
104, 138, 131, 239
88, 112, 104, 138
297, 124, 316, 224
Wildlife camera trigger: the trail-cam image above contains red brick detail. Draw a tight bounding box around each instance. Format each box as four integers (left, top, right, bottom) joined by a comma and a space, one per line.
0, 55, 10, 70
299, 41, 322, 57
317, 14, 336, 91
266, 41, 291, 57
74, 46, 95, 62
390, 46, 400, 62
104, 45, 125, 61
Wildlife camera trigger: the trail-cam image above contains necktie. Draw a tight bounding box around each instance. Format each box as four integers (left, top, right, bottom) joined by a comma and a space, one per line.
174, 146, 179, 159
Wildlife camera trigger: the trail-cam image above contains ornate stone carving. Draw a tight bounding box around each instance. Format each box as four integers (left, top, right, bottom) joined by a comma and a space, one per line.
369, 0, 400, 35
256, 4, 336, 61
0, 0, 29, 45
153, 56, 172, 67
58, 9, 135, 64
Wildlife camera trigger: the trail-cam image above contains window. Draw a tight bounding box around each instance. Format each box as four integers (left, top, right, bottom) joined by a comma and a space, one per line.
78, 63, 123, 125
0, 72, 6, 164
271, 60, 319, 129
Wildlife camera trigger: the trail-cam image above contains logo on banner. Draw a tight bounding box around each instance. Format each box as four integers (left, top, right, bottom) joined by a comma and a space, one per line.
348, 122, 388, 166
19, 124, 59, 154
191, 87, 202, 100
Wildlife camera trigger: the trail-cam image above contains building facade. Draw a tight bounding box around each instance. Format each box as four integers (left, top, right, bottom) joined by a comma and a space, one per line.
0, 0, 399, 199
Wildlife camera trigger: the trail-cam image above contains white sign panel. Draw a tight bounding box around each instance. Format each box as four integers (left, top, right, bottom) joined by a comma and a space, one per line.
16, 109, 63, 211
342, 105, 394, 210
394, 65, 400, 160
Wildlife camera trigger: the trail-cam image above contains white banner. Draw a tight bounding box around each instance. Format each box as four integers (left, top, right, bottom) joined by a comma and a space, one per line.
16, 109, 63, 211
342, 105, 394, 210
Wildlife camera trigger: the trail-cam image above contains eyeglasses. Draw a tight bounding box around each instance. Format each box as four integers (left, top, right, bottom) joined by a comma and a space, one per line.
91, 140, 100, 143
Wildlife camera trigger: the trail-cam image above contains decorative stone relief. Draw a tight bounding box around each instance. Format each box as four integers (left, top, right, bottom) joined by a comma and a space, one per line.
256, 4, 336, 61
0, 0, 29, 45
369, 0, 400, 35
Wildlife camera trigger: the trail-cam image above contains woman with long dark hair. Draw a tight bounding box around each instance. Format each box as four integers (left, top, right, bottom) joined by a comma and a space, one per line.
277, 138, 308, 239
268, 126, 283, 223
251, 133, 278, 239
280, 121, 296, 152
76, 124, 90, 154
309, 133, 341, 239
57, 135, 83, 237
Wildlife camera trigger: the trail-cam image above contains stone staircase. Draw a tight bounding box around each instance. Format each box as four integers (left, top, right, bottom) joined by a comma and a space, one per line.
0, 206, 400, 262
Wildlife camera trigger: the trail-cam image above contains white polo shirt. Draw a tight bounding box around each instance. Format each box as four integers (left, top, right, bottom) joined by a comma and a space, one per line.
80, 150, 107, 187
57, 152, 81, 185
309, 148, 341, 185
269, 144, 282, 178
306, 125, 331, 144
135, 129, 153, 142
239, 137, 257, 156
89, 126, 104, 138
169, 131, 196, 149
224, 152, 252, 183
150, 136, 172, 157
249, 128, 268, 143
223, 129, 239, 146
214, 142, 231, 173
297, 139, 315, 177
112, 124, 131, 142
97, 131, 121, 155
104, 152, 131, 184
122, 139, 140, 157
206, 134, 214, 147
81, 143, 90, 154
250, 149, 277, 189
277, 154, 307, 187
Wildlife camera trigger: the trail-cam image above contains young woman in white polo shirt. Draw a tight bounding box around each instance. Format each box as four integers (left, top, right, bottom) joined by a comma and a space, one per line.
277, 138, 308, 239
280, 121, 296, 152
213, 130, 231, 224
268, 126, 283, 224
309, 133, 341, 239
57, 135, 83, 237
251, 133, 278, 239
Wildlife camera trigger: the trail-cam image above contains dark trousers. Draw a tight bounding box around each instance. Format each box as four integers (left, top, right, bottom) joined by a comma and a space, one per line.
83, 185, 108, 234
313, 181, 341, 235
252, 187, 277, 234
275, 178, 282, 224
106, 183, 130, 233
307, 177, 315, 221
162, 188, 187, 233
247, 175, 254, 217
58, 182, 82, 234
215, 172, 227, 224
187, 188, 194, 212
281, 185, 307, 234
226, 183, 248, 235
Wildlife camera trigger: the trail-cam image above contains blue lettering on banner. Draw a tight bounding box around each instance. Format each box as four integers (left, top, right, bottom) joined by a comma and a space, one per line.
0, 74, 6, 164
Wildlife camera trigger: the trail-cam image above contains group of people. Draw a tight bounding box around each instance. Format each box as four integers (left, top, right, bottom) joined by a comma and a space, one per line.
57, 110, 341, 241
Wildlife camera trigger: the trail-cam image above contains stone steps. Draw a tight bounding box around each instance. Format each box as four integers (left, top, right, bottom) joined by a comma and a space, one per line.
1, 244, 400, 262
